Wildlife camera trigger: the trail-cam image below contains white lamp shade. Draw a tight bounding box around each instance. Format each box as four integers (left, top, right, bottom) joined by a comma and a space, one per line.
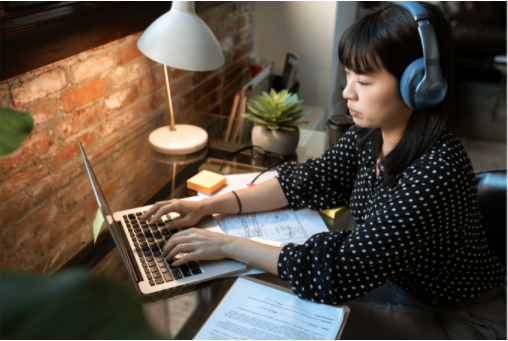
137, 1, 225, 71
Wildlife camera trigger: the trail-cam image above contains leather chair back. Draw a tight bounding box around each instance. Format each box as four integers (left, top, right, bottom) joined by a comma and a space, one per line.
475, 169, 507, 268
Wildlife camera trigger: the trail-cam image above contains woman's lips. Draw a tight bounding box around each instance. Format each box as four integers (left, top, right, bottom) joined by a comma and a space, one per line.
349, 109, 359, 116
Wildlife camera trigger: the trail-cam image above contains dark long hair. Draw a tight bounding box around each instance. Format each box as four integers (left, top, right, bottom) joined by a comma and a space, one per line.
338, 2, 455, 189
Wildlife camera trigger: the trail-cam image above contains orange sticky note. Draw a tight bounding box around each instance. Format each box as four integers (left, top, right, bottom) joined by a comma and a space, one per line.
187, 170, 227, 194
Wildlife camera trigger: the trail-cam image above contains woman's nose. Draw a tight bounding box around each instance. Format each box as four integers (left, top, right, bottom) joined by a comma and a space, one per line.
342, 81, 357, 101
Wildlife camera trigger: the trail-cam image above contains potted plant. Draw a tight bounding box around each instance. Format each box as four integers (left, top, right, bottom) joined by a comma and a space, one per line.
241, 89, 308, 156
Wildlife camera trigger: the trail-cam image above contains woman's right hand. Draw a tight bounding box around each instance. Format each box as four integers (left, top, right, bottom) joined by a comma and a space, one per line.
139, 199, 205, 230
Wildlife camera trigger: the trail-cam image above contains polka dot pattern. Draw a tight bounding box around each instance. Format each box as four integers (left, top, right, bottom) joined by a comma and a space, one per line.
276, 126, 506, 304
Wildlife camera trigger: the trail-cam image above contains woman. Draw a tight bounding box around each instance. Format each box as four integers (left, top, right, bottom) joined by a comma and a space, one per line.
141, 2, 506, 338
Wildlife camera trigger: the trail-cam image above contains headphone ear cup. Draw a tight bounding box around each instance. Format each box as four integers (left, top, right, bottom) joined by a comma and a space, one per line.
400, 58, 425, 110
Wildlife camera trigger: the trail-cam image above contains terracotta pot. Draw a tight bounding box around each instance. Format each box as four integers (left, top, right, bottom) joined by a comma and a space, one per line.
251, 125, 300, 156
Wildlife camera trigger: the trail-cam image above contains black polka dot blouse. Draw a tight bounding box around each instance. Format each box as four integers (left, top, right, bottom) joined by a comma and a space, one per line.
276, 125, 506, 304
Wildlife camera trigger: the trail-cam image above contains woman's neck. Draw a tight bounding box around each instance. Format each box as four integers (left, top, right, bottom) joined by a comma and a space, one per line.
379, 121, 409, 160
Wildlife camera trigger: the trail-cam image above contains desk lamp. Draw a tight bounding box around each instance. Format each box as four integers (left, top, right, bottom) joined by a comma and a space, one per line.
137, 1, 225, 155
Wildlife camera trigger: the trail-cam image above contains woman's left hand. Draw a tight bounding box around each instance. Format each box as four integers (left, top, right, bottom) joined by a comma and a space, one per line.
162, 228, 235, 267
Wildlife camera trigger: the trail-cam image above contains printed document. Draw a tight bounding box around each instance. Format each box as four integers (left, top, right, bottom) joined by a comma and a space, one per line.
194, 277, 344, 340
214, 208, 328, 246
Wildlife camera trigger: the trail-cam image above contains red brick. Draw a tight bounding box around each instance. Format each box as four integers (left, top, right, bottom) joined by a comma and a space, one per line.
60, 78, 107, 113
0, 131, 53, 173
171, 75, 191, 96
240, 15, 246, 29
99, 108, 135, 137
140, 70, 165, 95
56, 102, 101, 138
0, 160, 48, 201
204, 12, 224, 27
0, 193, 30, 228
0, 89, 4, 104
227, 4, 238, 18
71, 52, 114, 84
3, 202, 58, 253
104, 86, 138, 115
224, 20, 239, 36
172, 68, 188, 79
235, 41, 253, 59
89, 136, 120, 161
28, 99, 57, 126
39, 208, 85, 251
239, 27, 253, 43
32, 245, 68, 273
11, 68, 67, 107
61, 178, 93, 208
118, 43, 143, 65
107, 59, 150, 90
51, 131, 95, 171
32, 171, 65, 204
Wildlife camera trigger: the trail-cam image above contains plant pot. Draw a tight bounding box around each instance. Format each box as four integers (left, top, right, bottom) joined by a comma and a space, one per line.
251, 125, 300, 156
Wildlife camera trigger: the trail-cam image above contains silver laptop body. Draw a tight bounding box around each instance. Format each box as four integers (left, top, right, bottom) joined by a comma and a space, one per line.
78, 140, 247, 296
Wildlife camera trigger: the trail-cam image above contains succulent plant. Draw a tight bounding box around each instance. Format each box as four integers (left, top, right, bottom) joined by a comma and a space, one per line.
241, 89, 308, 131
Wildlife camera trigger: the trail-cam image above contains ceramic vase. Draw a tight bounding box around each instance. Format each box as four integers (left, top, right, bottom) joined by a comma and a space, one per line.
251, 125, 300, 156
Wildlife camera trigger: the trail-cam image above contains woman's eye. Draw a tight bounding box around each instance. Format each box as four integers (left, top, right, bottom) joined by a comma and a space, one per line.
357, 81, 367, 86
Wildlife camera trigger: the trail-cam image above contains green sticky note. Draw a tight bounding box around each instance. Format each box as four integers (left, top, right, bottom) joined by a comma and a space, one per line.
93, 209, 105, 244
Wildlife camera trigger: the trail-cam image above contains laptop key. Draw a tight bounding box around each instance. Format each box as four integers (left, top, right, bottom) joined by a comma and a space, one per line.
149, 280, 155, 286
144, 269, 150, 274
140, 242, 147, 247
148, 261, 156, 267
147, 237, 154, 242
187, 261, 199, 270
137, 252, 144, 257
163, 273, 173, 282
146, 256, 154, 261
153, 272, 162, 278
143, 251, 152, 256
151, 246, 159, 252
142, 263, 148, 268
149, 242, 156, 247
156, 257, 164, 262
150, 266, 159, 272
191, 268, 203, 275
161, 267, 170, 273
158, 262, 167, 267
146, 274, 152, 280
155, 278, 164, 285
136, 247, 141, 252
164, 235, 170, 241
153, 251, 162, 257
135, 212, 142, 216
171, 270, 183, 280
142, 246, 150, 251
161, 230, 169, 235
179, 264, 192, 277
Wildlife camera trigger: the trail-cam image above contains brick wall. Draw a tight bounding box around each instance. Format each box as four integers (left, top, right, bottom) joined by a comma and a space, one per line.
0, 2, 255, 273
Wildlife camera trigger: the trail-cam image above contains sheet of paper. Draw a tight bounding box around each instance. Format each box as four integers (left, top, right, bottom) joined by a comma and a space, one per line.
194, 277, 344, 340
214, 207, 329, 246
93, 208, 105, 244
197, 171, 278, 198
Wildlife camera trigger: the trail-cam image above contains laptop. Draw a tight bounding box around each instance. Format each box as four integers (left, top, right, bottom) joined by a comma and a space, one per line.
78, 140, 247, 295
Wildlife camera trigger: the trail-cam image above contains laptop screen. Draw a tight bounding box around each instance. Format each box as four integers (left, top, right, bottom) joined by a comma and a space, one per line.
78, 140, 141, 285
78, 140, 116, 230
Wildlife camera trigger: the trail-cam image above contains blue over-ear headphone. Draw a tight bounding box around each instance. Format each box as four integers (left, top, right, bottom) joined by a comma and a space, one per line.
390, 1, 448, 110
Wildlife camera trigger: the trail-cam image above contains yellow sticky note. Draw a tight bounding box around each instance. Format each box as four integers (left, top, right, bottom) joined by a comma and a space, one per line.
251, 237, 282, 247
187, 170, 227, 194
93, 208, 105, 244
320, 205, 349, 219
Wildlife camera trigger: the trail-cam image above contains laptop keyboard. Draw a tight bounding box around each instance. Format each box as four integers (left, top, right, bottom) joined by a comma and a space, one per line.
123, 212, 203, 287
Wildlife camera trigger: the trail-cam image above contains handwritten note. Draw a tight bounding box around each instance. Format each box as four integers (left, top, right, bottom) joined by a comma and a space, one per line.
194, 278, 344, 340
93, 208, 104, 244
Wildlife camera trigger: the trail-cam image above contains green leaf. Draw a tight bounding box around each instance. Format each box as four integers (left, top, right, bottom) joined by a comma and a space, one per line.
0, 107, 34, 158
279, 126, 296, 131
283, 121, 309, 127
267, 125, 280, 130
0, 270, 162, 339
242, 113, 271, 126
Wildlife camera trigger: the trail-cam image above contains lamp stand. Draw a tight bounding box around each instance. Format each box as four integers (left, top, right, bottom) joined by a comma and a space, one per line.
148, 65, 208, 155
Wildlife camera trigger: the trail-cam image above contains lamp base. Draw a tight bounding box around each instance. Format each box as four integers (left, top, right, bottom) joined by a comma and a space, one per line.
148, 124, 208, 155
